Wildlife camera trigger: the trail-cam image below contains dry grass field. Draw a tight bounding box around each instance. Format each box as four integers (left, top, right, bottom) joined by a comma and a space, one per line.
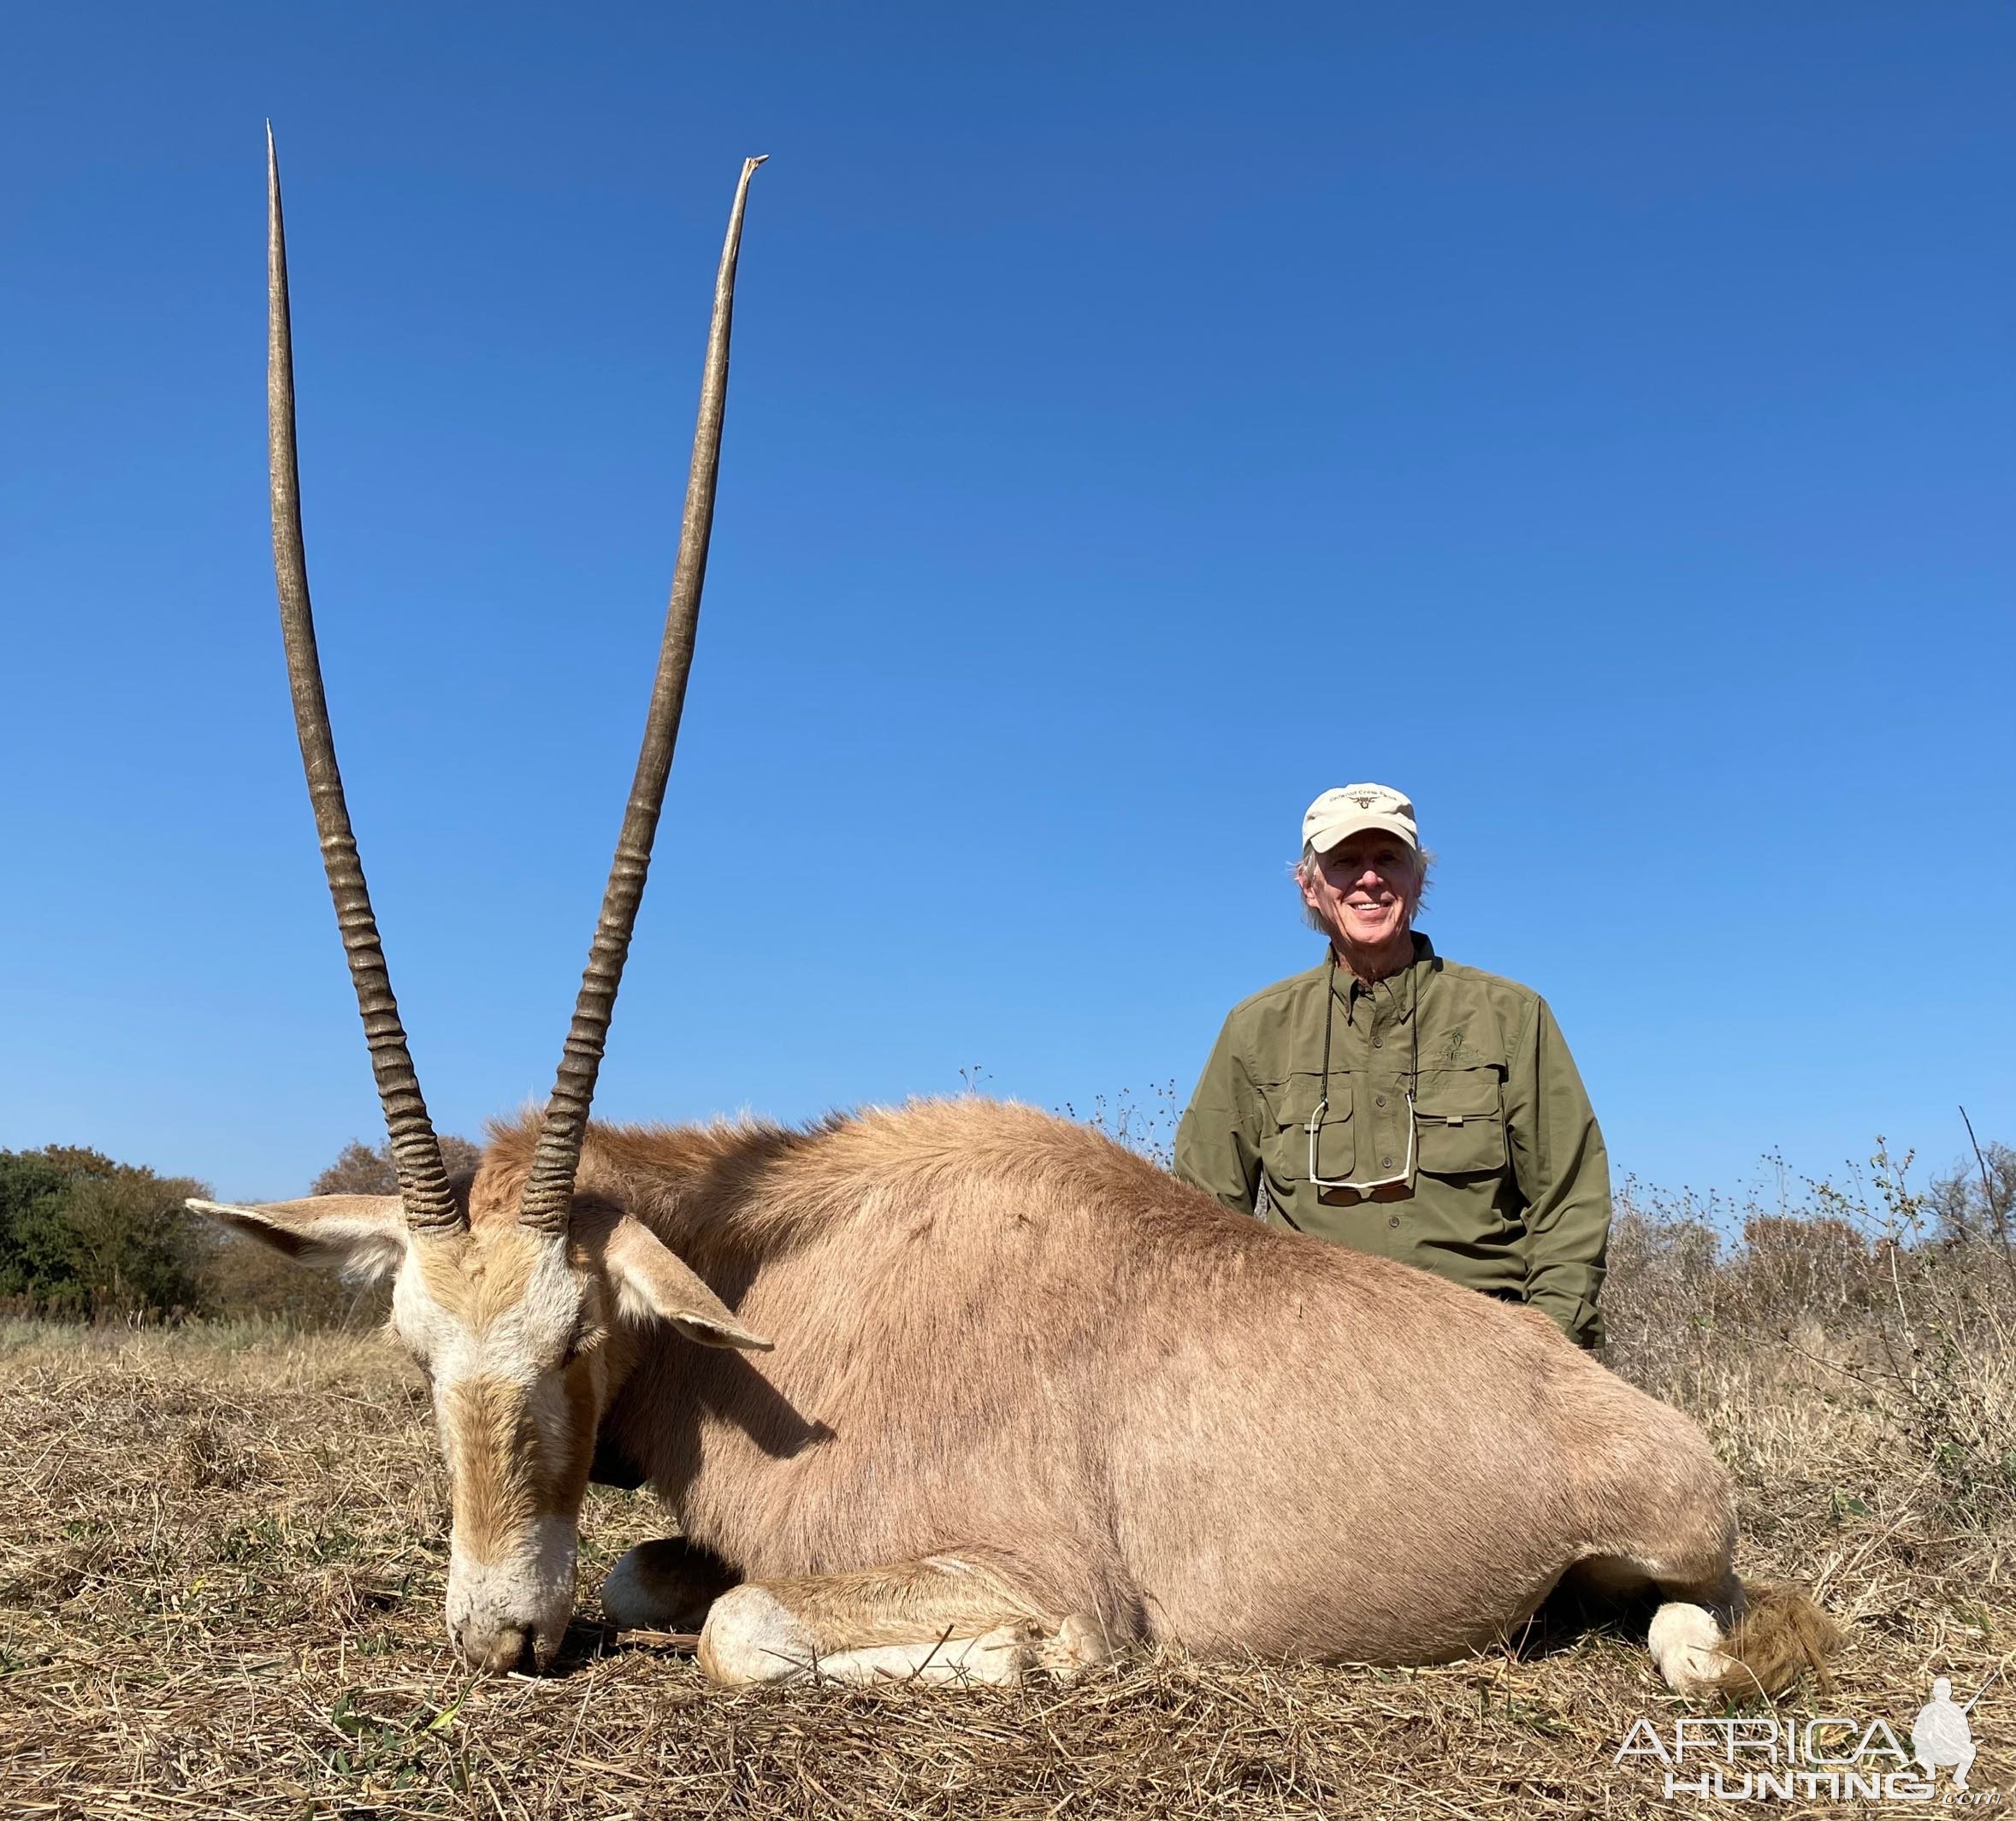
4, 1174, 2014, 1819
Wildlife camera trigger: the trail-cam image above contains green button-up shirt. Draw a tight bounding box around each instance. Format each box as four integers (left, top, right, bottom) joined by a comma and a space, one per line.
1173, 934, 1611, 1348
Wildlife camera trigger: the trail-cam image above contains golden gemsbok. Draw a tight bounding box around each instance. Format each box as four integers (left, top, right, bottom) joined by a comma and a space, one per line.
194, 135, 1836, 1696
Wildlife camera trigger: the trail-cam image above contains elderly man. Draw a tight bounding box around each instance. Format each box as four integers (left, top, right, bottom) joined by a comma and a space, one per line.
1174, 784, 1611, 1348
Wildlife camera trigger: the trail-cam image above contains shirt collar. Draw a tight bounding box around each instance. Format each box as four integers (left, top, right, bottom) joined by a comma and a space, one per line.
1327, 931, 1435, 1019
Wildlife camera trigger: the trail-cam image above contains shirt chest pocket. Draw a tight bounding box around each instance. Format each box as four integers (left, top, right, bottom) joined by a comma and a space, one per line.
1414, 1064, 1508, 1178
1259, 1072, 1355, 1184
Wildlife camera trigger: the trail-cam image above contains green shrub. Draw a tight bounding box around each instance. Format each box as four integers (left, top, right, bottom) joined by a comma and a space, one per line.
0, 1145, 209, 1317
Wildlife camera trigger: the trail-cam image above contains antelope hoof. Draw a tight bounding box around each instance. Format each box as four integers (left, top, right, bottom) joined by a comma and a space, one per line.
695, 1584, 820, 1686
1038, 1611, 1116, 1680
602, 1539, 734, 1633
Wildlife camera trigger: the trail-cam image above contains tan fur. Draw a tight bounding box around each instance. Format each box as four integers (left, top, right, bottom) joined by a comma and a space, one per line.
442, 1360, 598, 1564
209, 1096, 1836, 1688
478, 1099, 1831, 1681
749, 1554, 1054, 1651
1711, 1583, 1844, 1698
446, 1375, 535, 1559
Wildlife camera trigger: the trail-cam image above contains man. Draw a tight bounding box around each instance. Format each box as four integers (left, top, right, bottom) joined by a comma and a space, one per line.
1174, 783, 1611, 1348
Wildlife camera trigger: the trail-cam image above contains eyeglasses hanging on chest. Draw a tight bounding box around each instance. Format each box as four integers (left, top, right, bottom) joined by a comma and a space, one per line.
1305, 959, 1419, 1204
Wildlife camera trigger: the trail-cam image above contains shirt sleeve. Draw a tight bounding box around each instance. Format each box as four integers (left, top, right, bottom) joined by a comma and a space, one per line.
1505, 995, 1611, 1348
1174, 1014, 1264, 1216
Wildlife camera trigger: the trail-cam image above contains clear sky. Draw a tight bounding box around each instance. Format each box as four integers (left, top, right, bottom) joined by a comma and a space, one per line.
3, 3, 2011, 1205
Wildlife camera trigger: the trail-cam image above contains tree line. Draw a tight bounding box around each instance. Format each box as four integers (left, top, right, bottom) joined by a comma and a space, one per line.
3, 1127, 2009, 1328
0, 1134, 479, 1323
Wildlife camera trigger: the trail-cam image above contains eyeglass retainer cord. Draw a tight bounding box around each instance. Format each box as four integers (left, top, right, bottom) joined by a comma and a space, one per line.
1305, 952, 1421, 1191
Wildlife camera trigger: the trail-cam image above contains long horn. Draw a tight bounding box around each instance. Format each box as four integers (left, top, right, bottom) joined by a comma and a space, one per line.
266, 126, 460, 1234
517, 156, 766, 1234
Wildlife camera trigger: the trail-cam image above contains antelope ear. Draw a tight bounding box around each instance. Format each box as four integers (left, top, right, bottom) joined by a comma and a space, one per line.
187, 1196, 409, 1284
605, 1215, 772, 1351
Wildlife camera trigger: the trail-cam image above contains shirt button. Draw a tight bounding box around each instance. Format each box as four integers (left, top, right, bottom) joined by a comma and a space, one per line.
1387, 1215, 1400, 1229
1372, 1038, 1383, 1049
1376, 1095, 1387, 1108
1381, 1156, 1394, 1168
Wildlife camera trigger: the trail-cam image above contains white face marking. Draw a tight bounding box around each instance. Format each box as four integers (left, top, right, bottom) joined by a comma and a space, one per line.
391, 1237, 584, 1385
390, 1237, 600, 1669
445, 1512, 580, 1670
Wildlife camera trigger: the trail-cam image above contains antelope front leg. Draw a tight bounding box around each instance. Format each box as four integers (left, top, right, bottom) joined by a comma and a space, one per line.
695, 1553, 1117, 1688
601, 1537, 738, 1634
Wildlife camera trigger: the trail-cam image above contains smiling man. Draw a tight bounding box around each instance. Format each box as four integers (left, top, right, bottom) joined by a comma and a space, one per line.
1174, 784, 1611, 1349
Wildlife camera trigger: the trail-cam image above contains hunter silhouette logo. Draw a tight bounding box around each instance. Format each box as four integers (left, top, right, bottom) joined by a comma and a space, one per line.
1616, 1670, 2003, 1804
1914, 1672, 1995, 1791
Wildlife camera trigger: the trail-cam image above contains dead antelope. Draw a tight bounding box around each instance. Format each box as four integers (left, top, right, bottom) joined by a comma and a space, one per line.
194, 138, 1836, 1696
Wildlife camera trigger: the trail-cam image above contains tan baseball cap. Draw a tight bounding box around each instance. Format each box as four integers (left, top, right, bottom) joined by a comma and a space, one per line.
1302, 783, 1419, 854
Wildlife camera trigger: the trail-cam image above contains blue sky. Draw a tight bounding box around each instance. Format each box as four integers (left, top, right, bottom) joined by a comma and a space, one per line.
3, 3, 2011, 1204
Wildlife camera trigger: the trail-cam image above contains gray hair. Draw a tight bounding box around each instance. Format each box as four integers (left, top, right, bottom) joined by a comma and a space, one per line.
1292, 842, 1434, 937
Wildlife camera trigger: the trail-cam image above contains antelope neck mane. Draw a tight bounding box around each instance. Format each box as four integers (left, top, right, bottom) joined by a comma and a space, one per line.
468, 1112, 820, 1261
469, 1097, 1184, 1268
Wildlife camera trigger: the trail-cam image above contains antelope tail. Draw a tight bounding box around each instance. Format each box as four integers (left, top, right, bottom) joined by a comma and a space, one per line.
1711, 1582, 1844, 1698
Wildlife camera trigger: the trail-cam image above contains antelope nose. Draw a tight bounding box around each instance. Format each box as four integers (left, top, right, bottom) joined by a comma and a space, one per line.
459, 1622, 535, 1676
